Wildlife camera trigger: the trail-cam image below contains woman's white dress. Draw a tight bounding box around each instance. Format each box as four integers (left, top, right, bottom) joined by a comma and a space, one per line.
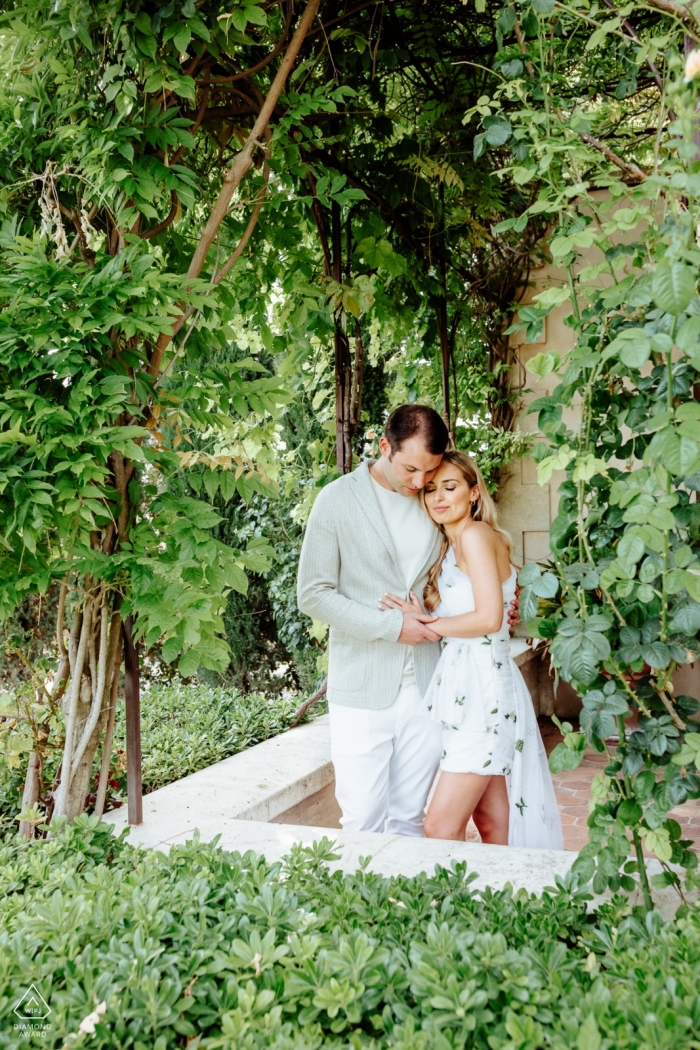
423, 547, 563, 850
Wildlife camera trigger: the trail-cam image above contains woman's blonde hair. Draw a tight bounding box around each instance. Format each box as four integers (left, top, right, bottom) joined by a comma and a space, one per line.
422, 450, 513, 612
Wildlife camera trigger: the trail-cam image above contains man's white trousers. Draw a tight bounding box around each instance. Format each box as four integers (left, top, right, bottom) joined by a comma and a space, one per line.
328, 682, 442, 836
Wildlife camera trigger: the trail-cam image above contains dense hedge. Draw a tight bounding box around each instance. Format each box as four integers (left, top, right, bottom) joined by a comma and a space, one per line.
111, 682, 315, 797
1, 817, 699, 1048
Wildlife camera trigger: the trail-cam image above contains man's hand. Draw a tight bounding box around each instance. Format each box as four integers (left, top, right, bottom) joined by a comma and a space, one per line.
397, 612, 441, 645
378, 592, 440, 644
507, 587, 520, 632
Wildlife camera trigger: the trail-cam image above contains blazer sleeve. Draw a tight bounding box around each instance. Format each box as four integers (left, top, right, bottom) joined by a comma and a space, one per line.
297, 487, 403, 644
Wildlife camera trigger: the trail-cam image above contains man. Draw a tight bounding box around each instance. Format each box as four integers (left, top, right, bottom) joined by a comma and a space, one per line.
297, 404, 449, 836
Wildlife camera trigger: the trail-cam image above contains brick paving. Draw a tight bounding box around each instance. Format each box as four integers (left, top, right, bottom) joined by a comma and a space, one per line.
541, 719, 700, 854
465, 719, 700, 852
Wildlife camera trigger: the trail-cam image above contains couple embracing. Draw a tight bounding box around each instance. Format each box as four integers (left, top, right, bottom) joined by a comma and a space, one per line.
298, 405, 563, 850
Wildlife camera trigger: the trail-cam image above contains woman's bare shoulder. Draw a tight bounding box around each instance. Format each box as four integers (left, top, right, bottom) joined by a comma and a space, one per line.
458, 521, 498, 554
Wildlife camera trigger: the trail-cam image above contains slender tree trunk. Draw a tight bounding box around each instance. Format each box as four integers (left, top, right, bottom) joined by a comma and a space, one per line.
351, 320, 364, 436
123, 616, 143, 826
94, 639, 122, 818
52, 585, 123, 821
332, 199, 353, 473
436, 183, 452, 438
435, 294, 452, 439
18, 750, 42, 838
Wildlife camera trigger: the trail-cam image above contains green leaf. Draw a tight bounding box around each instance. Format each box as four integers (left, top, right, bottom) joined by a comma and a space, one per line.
549, 741, 585, 773
527, 351, 560, 378
202, 471, 219, 500
658, 429, 700, 476
684, 570, 700, 602
619, 336, 651, 369
520, 586, 539, 622
606, 328, 651, 369
585, 17, 620, 52
617, 799, 643, 823
173, 26, 192, 52
652, 263, 696, 315
178, 649, 200, 678
676, 314, 700, 352
134, 12, 152, 33
245, 4, 268, 26
642, 641, 672, 669
483, 118, 512, 146
577, 1013, 601, 1050
617, 531, 645, 567
518, 563, 541, 586
533, 572, 558, 598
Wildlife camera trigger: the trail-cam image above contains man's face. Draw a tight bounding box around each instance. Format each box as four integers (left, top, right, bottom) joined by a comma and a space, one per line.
379, 435, 444, 497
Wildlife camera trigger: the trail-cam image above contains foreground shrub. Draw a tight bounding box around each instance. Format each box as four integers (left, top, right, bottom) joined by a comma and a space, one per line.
1, 817, 699, 1048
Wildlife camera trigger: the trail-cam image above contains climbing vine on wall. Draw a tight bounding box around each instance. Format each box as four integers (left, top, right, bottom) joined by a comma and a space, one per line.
494, 9, 700, 908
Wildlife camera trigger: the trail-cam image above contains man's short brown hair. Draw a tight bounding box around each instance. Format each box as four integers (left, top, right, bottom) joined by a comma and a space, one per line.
384, 404, 449, 456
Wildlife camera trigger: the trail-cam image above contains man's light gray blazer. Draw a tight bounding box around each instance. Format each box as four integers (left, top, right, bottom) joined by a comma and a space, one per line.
297, 460, 442, 709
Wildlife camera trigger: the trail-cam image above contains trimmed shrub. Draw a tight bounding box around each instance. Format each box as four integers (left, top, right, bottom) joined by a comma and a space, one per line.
110, 683, 314, 797
1, 817, 699, 1048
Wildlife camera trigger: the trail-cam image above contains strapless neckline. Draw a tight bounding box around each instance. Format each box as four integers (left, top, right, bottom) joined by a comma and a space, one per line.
446, 545, 516, 588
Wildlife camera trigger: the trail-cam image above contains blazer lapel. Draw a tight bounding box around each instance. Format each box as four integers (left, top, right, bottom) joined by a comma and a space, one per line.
350, 461, 400, 565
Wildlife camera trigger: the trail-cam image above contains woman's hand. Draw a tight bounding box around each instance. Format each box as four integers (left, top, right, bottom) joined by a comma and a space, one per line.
379, 591, 426, 614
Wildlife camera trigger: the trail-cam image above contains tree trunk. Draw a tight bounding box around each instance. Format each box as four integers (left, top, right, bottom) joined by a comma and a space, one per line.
123, 615, 143, 826
18, 750, 42, 838
52, 584, 123, 822
332, 199, 354, 473
435, 293, 452, 439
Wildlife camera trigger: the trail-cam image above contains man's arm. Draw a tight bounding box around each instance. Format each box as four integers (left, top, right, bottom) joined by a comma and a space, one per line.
297, 490, 440, 645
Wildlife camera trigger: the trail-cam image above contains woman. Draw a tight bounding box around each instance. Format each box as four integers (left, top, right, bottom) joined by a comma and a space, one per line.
380, 451, 563, 850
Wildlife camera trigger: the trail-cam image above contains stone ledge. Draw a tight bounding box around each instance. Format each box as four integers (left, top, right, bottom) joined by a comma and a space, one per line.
103, 715, 335, 840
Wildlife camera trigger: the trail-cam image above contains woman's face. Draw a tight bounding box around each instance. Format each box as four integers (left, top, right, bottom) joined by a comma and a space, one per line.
424, 460, 478, 525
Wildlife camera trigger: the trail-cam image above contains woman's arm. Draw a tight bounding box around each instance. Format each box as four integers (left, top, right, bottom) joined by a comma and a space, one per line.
429, 525, 504, 639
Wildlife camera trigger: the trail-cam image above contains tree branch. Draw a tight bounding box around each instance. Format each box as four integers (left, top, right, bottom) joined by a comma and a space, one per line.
209, 157, 271, 287
578, 131, 648, 183
637, 0, 698, 28
142, 190, 179, 240
147, 0, 322, 380
207, 1, 294, 83
307, 171, 332, 275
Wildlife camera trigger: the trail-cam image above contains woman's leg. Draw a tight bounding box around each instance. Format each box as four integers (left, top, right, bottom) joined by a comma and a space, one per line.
472, 775, 509, 845
423, 772, 491, 840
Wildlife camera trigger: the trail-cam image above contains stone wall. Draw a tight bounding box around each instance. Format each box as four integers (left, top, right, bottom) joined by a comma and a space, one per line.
494, 249, 700, 707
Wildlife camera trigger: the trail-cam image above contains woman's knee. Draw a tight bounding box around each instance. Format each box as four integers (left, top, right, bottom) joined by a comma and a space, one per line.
473, 806, 508, 844
423, 810, 439, 838
424, 809, 461, 840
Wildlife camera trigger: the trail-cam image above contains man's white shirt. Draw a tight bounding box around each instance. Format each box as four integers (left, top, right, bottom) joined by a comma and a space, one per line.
370, 475, 436, 685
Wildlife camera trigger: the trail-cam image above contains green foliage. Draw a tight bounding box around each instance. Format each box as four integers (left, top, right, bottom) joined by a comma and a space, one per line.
2, 819, 700, 1047
0, 0, 536, 706
0, 681, 313, 827
491, 3, 700, 906
110, 682, 314, 796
